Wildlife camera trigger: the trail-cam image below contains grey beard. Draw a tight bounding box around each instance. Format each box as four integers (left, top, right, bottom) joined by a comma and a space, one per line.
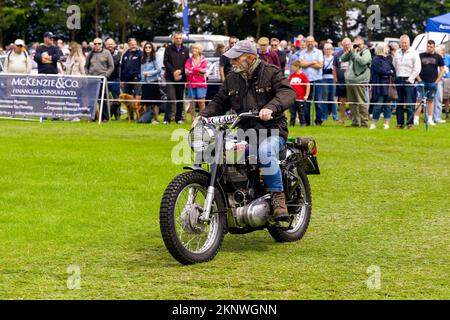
233, 58, 261, 80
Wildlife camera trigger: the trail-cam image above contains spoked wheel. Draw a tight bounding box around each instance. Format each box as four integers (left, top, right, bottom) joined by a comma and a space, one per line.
268, 168, 312, 242
160, 171, 226, 265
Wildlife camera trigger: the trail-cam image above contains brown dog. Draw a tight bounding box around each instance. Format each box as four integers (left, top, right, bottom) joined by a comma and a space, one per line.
119, 93, 146, 122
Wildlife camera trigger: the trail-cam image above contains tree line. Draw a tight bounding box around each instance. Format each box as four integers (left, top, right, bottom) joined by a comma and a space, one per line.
0, 0, 447, 47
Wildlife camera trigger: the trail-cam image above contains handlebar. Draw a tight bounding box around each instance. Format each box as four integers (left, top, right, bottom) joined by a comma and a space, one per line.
204, 111, 260, 129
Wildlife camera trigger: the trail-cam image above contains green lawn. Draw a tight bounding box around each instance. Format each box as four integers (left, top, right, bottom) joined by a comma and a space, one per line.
0, 118, 448, 299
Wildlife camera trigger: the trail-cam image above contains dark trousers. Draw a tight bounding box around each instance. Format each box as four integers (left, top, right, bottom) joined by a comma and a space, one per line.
165, 82, 185, 123
289, 100, 305, 126
304, 80, 323, 125
396, 77, 416, 126
108, 80, 121, 119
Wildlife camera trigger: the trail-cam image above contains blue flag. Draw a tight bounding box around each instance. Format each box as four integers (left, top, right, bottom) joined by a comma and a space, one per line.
181, 0, 190, 38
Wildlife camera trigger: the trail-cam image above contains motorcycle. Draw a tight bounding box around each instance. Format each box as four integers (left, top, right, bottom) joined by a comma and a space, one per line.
160, 111, 320, 265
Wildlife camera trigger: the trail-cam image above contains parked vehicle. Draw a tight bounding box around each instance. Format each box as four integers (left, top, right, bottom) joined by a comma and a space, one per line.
160, 111, 320, 265
412, 32, 449, 53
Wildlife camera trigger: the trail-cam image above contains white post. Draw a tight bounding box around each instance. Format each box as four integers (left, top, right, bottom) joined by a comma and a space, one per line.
98, 77, 107, 125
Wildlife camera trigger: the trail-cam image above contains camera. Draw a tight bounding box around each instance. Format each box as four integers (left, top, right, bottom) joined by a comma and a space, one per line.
353, 44, 359, 49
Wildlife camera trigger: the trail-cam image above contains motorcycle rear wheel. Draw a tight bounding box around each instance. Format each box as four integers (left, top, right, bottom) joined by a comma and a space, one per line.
160, 171, 226, 265
268, 169, 312, 242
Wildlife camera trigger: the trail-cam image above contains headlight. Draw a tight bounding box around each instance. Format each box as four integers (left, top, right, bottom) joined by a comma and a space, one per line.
188, 123, 216, 152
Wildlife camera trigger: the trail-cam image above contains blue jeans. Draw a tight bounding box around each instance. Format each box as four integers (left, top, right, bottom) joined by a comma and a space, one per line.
305, 80, 323, 125
396, 77, 416, 126
321, 78, 338, 121
258, 136, 285, 193
372, 95, 391, 121
433, 80, 443, 122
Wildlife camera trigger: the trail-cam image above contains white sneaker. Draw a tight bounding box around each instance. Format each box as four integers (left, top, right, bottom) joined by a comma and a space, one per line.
437, 119, 446, 124
369, 123, 376, 130
163, 121, 169, 125
427, 119, 436, 126
152, 120, 159, 125
413, 116, 419, 125
177, 120, 184, 124
383, 124, 389, 130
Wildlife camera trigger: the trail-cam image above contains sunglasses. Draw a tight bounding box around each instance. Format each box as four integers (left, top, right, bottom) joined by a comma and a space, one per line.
271, 44, 278, 47
16, 45, 23, 47
94, 43, 102, 45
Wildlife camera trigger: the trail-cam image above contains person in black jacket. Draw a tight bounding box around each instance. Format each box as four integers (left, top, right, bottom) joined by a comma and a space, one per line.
196, 40, 296, 221
370, 43, 395, 130
105, 37, 122, 120
120, 38, 143, 97
163, 31, 189, 124
34, 32, 62, 74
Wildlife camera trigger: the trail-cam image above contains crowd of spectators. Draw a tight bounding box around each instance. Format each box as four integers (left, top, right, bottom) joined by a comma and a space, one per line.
1, 30, 449, 127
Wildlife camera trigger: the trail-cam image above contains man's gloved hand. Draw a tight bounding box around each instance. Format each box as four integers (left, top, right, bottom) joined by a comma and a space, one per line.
259, 108, 273, 121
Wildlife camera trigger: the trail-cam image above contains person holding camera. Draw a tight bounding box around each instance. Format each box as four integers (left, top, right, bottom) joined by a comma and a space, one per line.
341, 36, 372, 127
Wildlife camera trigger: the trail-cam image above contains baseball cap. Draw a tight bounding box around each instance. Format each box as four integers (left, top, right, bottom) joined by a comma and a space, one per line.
223, 40, 257, 59
43, 32, 55, 38
257, 37, 270, 46
14, 39, 25, 46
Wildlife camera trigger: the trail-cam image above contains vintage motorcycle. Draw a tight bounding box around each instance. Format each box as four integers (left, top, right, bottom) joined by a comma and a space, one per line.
160, 111, 320, 265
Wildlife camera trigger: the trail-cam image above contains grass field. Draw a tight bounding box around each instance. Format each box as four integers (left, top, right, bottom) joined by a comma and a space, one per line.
0, 117, 448, 300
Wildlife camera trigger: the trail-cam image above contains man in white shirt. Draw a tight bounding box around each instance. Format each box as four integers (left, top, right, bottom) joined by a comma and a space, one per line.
3, 39, 32, 74
393, 35, 421, 129
300, 36, 324, 126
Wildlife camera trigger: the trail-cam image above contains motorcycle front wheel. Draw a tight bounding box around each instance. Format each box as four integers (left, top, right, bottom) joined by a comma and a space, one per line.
160, 171, 226, 265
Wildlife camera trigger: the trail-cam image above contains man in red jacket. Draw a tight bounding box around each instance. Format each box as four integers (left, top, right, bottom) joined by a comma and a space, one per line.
257, 37, 281, 68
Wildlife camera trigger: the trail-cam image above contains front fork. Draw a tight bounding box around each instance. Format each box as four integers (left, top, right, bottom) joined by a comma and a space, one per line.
202, 130, 224, 222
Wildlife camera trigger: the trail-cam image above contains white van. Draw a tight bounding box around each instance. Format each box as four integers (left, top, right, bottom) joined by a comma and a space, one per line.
412, 32, 450, 53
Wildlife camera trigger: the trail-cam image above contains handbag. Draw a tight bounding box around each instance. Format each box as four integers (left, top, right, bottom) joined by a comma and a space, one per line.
388, 76, 398, 101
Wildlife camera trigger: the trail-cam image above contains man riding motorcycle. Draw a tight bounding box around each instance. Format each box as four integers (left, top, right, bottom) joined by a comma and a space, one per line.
195, 40, 296, 221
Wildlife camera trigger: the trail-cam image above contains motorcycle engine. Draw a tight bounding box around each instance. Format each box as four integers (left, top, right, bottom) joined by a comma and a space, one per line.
235, 194, 272, 228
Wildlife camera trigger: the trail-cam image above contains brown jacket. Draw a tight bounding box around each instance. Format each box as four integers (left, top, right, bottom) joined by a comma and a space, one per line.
200, 61, 295, 140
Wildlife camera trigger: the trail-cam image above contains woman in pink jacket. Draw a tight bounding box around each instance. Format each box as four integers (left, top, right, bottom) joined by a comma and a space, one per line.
185, 43, 208, 122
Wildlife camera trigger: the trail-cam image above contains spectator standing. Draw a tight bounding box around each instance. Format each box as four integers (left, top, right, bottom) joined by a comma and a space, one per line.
105, 37, 122, 120
141, 42, 161, 124
369, 43, 395, 130
81, 41, 91, 57
413, 40, 444, 126
220, 36, 238, 82
300, 36, 324, 126
333, 37, 352, 123
321, 43, 338, 122
289, 39, 302, 73
442, 47, 450, 120
215, 43, 225, 57
270, 38, 287, 73
288, 60, 310, 127
3, 39, 32, 74
65, 42, 85, 75
185, 43, 208, 122
257, 37, 281, 68
341, 36, 372, 127
121, 38, 143, 99
34, 32, 62, 74
393, 35, 421, 129
85, 38, 114, 122
432, 45, 447, 124
163, 31, 189, 124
